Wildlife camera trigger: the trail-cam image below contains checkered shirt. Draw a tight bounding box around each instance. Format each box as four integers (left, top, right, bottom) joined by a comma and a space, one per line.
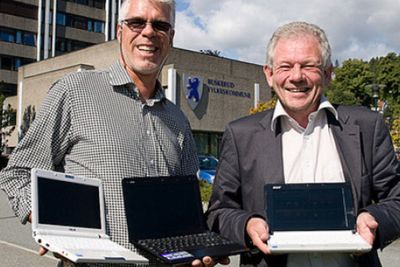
0, 61, 199, 266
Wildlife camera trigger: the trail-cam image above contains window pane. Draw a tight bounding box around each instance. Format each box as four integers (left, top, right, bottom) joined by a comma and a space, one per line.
14, 58, 21, 70
16, 31, 22, 44
57, 13, 66, 25
23, 33, 36, 46
1, 56, 13, 70
94, 21, 104, 33
0, 29, 15, 43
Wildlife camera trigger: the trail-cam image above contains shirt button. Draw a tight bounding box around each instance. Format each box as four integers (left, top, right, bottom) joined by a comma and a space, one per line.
149, 159, 155, 166
146, 130, 151, 135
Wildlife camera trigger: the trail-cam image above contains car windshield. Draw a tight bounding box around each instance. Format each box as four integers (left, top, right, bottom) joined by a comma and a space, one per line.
198, 155, 218, 170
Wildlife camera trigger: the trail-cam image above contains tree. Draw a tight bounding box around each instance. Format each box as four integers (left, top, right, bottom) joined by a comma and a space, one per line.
371, 52, 400, 118
200, 49, 222, 57
326, 59, 374, 106
19, 105, 36, 142
391, 118, 400, 149
0, 91, 16, 167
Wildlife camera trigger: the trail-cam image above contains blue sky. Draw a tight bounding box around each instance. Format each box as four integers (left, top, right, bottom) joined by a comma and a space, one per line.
173, 0, 400, 65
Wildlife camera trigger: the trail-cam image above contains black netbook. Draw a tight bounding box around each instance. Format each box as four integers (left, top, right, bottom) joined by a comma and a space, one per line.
122, 175, 248, 264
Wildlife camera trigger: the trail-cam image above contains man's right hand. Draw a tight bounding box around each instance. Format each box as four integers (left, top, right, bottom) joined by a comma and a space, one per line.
29, 213, 49, 256
246, 217, 270, 254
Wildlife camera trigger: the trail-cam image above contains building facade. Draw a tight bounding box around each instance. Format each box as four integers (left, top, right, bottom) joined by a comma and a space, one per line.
6, 40, 271, 157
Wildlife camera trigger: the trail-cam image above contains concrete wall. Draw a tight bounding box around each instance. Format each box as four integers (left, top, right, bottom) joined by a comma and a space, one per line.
164, 48, 269, 132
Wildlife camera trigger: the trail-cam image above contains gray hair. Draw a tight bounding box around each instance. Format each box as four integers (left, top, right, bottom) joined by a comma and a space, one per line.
119, 0, 176, 28
266, 21, 332, 69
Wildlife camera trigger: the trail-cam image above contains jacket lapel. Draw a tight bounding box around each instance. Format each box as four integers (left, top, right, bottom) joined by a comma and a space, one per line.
259, 112, 285, 184
327, 109, 362, 211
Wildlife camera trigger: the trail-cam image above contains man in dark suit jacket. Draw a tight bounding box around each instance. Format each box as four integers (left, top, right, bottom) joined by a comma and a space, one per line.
206, 21, 400, 267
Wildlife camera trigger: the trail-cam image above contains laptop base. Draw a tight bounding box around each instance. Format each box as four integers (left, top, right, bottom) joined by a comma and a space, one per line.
268, 230, 371, 254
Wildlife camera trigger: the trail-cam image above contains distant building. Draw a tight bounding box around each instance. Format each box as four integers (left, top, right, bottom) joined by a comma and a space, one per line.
4, 40, 271, 157
0, 0, 121, 96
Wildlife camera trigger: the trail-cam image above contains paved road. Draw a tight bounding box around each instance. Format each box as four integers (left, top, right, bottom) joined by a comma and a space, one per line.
1, 190, 400, 267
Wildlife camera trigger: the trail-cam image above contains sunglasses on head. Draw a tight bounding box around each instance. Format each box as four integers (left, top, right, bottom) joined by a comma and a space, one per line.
121, 18, 172, 33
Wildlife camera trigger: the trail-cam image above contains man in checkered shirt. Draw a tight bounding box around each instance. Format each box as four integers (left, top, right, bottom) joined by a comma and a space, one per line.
0, 1, 228, 266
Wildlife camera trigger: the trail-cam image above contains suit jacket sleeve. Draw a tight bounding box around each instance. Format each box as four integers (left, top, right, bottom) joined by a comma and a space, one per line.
206, 124, 263, 246
362, 112, 400, 249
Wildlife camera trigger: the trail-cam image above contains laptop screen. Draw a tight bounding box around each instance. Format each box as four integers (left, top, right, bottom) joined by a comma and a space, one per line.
122, 176, 206, 241
265, 183, 356, 232
37, 176, 101, 229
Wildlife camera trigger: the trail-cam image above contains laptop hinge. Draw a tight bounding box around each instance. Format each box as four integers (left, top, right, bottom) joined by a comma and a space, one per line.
33, 230, 110, 239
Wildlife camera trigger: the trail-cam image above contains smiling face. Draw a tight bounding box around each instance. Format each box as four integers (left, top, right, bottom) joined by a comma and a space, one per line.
264, 34, 332, 125
117, 0, 174, 76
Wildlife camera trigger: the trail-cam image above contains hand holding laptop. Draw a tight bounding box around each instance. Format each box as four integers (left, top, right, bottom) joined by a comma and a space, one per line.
192, 256, 230, 267
246, 217, 270, 254
254, 183, 372, 254
356, 212, 378, 246
29, 212, 67, 260
246, 213, 377, 255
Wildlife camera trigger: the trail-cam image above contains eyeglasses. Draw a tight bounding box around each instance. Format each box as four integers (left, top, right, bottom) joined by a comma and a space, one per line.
121, 18, 172, 33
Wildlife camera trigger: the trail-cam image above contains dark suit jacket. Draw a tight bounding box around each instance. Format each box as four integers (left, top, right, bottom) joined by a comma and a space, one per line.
206, 105, 400, 267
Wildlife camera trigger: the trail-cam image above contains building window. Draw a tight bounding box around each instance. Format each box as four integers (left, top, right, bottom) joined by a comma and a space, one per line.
22, 32, 36, 46
0, 1, 37, 20
0, 28, 15, 43
0, 57, 13, 71
92, 0, 105, 9
56, 12, 104, 33
0, 27, 36, 47
65, 0, 105, 9
57, 13, 67, 26
0, 82, 17, 96
72, 16, 88, 30
77, 0, 89, 5
55, 38, 90, 52
0, 55, 35, 72
93, 21, 104, 33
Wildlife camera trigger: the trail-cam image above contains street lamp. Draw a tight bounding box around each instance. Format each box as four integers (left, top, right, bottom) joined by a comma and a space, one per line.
366, 84, 385, 112
372, 84, 380, 112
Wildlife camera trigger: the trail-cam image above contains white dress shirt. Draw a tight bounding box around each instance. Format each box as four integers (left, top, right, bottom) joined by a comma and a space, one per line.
271, 97, 358, 267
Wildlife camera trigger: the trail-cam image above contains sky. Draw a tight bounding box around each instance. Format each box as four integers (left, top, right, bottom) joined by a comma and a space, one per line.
173, 0, 400, 66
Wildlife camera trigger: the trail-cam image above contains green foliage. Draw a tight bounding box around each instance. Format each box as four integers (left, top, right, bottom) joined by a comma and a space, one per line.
250, 97, 277, 114
391, 118, 400, 149
326, 59, 373, 106
328, 53, 400, 145
328, 53, 400, 118
200, 49, 222, 57
0, 92, 16, 154
19, 105, 36, 141
199, 180, 213, 203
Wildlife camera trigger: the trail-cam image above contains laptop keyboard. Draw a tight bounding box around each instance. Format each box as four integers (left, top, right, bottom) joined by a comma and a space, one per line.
138, 232, 235, 254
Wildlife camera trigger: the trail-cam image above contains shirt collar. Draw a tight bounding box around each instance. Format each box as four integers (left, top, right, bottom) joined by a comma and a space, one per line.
271, 96, 338, 131
108, 61, 166, 103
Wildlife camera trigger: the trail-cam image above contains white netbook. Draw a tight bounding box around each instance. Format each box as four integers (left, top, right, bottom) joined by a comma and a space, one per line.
264, 182, 372, 253
31, 168, 148, 264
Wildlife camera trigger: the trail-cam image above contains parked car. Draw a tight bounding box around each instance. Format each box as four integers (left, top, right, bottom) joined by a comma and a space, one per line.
197, 154, 218, 184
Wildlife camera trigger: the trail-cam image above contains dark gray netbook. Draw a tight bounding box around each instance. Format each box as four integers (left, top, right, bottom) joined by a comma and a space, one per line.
264, 182, 371, 253
122, 175, 248, 264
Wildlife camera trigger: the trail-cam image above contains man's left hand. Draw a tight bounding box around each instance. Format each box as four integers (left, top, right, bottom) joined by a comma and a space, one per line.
192, 256, 230, 267
356, 212, 378, 245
